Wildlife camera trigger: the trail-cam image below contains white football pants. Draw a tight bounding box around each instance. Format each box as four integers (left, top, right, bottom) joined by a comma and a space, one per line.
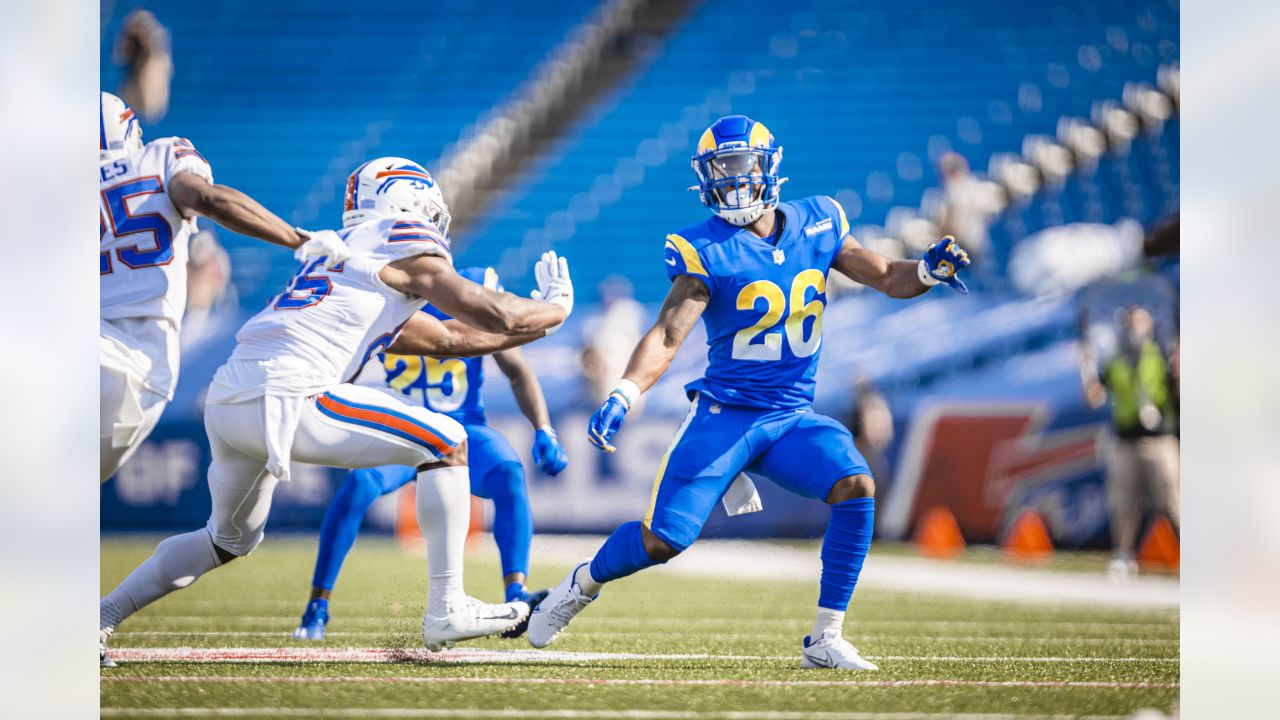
202, 383, 465, 556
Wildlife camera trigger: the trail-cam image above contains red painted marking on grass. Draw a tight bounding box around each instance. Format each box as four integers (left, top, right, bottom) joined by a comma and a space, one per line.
100, 675, 1179, 690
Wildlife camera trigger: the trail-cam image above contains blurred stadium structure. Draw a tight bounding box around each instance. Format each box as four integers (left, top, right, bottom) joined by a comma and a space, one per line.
100, 0, 1179, 556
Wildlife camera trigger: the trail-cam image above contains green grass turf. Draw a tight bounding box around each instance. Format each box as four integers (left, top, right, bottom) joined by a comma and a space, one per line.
101, 534, 1178, 718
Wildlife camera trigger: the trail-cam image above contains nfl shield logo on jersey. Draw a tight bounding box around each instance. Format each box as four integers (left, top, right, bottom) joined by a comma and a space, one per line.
772, 248, 785, 265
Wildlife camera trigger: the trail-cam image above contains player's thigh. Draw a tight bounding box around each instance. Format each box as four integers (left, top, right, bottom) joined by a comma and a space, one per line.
204, 417, 280, 556
100, 359, 167, 481
750, 412, 871, 502
645, 396, 759, 551
463, 424, 523, 499
294, 384, 466, 470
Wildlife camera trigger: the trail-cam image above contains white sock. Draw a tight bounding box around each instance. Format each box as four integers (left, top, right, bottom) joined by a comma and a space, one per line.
573, 564, 603, 596
813, 607, 845, 638
100, 528, 222, 629
417, 466, 471, 615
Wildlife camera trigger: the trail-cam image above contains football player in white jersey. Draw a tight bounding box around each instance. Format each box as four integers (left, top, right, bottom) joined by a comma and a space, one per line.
100, 157, 573, 667
99, 91, 346, 481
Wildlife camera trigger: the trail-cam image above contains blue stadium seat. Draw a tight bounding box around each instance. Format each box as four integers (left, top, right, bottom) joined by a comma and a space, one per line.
100, 0, 596, 306
458, 0, 1178, 301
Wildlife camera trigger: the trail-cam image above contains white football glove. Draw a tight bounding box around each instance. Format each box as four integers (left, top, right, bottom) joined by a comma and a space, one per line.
294, 228, 350, 269
531, 250, 574, 317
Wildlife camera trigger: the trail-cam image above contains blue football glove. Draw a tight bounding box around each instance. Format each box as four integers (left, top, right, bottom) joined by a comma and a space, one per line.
920, 235, 972, 293
531, 426, 568, 476
587, 395, 629, 454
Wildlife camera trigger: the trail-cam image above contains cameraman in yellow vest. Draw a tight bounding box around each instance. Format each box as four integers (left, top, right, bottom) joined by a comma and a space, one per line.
1082, 305, 1179, 580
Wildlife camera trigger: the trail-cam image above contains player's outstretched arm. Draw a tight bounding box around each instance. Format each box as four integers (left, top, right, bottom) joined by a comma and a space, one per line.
380, 251, 570, 336
587, 275, 709, 453
168, 171, 306, 249
386, 313, 548, 358
832, 234, 971, 298
619, 274, 709, 391
494, 348, 568, 476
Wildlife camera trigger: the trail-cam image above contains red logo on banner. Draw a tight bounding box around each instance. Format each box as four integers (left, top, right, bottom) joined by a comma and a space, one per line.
881, 404, 1103, 542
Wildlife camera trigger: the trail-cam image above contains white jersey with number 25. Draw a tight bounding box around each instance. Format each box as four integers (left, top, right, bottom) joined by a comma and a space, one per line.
208, 214, 452, 403
100, 136, 213, 327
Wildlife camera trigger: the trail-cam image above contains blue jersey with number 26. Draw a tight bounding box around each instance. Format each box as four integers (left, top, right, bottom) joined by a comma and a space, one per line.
378, 266, 499, 426
664, 195, 850, 410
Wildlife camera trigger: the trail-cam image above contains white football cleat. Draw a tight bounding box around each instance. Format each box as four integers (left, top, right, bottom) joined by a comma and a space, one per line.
801, 630, 879, 670
421, 596, 530, 652
100, 627, 117, 669
527, 560, 596, 649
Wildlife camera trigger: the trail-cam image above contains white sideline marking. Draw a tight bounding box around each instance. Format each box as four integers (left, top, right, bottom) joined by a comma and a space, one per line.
100, 675, 1178, 690
100, 709, 1135, 719
529, 535, 1179, 610
106, 647, 1177, 664
138, 616, 1178, 631
124, 631, 1178, 645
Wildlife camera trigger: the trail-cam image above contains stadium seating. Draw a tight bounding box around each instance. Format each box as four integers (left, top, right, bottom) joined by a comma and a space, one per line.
100, 0, 597, 304
458, 0, 1179, 301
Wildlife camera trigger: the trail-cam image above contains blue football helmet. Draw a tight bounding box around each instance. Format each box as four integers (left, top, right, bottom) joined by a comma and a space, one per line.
689, 115, 786, 226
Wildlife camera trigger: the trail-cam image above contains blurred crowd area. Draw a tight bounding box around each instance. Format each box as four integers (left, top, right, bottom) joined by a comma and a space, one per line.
101, 1, 1179, 565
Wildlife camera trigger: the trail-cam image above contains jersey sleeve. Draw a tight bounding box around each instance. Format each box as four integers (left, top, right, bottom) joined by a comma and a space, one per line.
381, 215, 453, 264
663, 233, 716, 294
165, 137, 214, 185
817, 195, 853, 268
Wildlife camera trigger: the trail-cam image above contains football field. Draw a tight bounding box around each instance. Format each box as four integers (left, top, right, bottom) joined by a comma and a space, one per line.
101, 535, 1178, 719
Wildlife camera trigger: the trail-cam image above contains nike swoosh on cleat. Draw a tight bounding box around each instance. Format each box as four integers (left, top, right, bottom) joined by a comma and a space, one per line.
806, 649, 834, 667
481, 609, 520, 621
665, 257, 677, 265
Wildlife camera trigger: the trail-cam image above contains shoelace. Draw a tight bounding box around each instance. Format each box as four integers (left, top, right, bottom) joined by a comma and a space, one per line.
548, 590, 593, 625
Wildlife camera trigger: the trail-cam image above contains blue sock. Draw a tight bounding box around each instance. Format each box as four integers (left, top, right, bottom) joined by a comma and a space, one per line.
485, 462, 532, 579
311, 467, 408, 590
588, 521, 659, 584
818, 497, 875, 611
504, 582, 527, 603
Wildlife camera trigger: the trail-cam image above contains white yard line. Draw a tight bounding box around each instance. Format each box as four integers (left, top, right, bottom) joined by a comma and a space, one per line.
122, 631, 1177, 644
105, 647, 1176, 664
135, 617, 1177, 631
100, 675, 1178, 690
99, 710, 1136, 720
527, 536, 1178, 610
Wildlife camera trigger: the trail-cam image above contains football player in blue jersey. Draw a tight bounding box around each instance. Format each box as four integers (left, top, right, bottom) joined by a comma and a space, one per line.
292, 266, 568, 641
527, 115, 970, 669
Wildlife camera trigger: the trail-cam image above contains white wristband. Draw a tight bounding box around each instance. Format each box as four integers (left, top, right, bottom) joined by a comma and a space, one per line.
610, 379, 641, 410
917, 259, 940, 287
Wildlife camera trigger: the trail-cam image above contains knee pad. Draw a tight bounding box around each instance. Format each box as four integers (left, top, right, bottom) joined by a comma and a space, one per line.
206, 520, 263, 558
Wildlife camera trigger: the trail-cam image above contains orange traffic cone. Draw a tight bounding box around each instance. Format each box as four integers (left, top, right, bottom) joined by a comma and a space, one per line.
913, 506, 966, 559
1137, 515, 1180, 573
1002, 510, 1054, 562
395, 485, 486, 553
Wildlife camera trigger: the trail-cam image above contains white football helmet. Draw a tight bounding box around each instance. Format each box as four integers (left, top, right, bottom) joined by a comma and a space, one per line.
100, 91, 143, 161
341, 157, 451, 234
